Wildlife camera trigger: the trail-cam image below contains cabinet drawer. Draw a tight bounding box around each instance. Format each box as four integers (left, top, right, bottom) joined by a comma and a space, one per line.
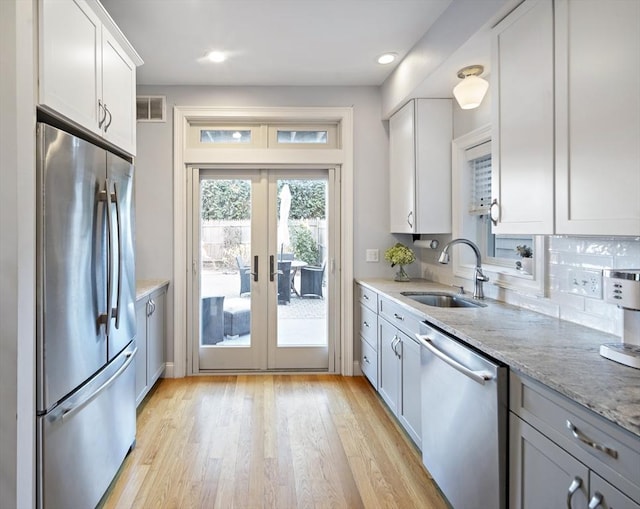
379, 296, 422, 338
359, 305, 377, 349
358, 284, 378, 311
510, 372, 640, 501
360, 338, 377, 389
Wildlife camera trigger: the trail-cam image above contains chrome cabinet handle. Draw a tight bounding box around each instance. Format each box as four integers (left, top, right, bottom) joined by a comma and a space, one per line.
393, 313, 404, 321
104, 105, 113, 132
566, 476, 582, 509
407, 211, 413, 229
391, 336, 400, 358
147, 299, 156, 317
588, 492, 603, 509
417, 334, 493, 385
363, 293, 370, 301
363, 321, 370, 328
98, 100, 106, 128
363, 355, 370, 365
489, 198, 499, 226
566, 421, 618, 458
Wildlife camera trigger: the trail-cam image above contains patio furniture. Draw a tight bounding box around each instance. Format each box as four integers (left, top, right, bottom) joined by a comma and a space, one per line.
224, 298, 251, 337
236, 256, 251, 296
277, 261, 291, 304
201, 296, 225, 344
300, 260, 326, 298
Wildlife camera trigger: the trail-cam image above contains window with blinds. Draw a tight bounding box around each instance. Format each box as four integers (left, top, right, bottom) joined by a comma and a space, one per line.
469, 154, 492, 215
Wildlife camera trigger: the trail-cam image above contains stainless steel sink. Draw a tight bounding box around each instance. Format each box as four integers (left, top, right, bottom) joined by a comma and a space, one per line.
400, 291, 487, 308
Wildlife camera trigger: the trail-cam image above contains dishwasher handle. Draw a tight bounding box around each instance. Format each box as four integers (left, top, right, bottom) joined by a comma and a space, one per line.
416, 334, 493, 385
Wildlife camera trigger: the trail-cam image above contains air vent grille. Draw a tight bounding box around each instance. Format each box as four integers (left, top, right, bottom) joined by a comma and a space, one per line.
136, 96, 166, 122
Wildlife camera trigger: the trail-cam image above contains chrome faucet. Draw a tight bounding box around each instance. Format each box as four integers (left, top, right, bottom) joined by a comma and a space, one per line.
438, 238, 489, 299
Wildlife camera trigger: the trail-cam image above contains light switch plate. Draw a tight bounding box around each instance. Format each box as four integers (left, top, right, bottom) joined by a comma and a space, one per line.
366, 249, 379, 262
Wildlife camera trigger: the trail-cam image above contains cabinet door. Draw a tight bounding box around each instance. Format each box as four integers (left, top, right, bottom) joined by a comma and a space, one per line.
555, 0, 640, 236
378, 319, 401, 415
39, 0, 102, 136
101, 28, 137, 155
135, 298, 148, 406
398, 333, 421, 448
147, 289, 166, 385
491, 0, 554, 234
589, 472, 640, 509
389, 101, 416, 233
414, 99, 452, 234
510, 413, 589, 509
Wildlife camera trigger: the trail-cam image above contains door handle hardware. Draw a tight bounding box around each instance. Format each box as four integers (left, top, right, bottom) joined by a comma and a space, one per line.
407, 211, 413, 229
112, 182, 123, 329
566, 421, 618, 458
363, 355, 370, 364
363, 321, 370, 328
566, 476, 582, 509
250, 255, 259, 282
97, 181, 114, 335
98, 100, 106, 128
393, 313, 404, 321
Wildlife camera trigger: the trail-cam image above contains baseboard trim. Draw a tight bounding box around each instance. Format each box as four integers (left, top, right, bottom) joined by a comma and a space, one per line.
353, 360, 362, 376
163, 362, 174, 378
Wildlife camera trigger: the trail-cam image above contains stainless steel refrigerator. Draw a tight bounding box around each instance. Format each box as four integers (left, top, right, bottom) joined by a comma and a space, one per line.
36, 122, 137, 509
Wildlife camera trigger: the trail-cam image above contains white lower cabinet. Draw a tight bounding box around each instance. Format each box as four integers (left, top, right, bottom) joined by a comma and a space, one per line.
378, 316, 421, 448
135, 286, 167, 406
510, 372, 640, 508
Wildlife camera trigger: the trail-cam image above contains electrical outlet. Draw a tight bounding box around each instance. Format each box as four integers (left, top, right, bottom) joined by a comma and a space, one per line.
366, 249, 379, 262
567, 268, 603, 299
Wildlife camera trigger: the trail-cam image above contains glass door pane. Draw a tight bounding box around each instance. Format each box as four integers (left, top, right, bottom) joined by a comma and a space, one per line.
268, 175, 330, 370
197, 174, 266, 370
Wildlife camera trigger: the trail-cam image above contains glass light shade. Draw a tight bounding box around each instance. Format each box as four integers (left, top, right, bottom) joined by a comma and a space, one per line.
453, 75, 489, 110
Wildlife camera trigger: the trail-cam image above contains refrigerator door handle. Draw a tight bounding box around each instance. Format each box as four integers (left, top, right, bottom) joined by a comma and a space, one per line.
112, 182, 123, 329
97, 181, 114, 335
55, 348, 137, 424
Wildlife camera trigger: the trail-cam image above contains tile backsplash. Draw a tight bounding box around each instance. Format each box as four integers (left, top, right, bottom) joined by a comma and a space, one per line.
548, 236, 639, 335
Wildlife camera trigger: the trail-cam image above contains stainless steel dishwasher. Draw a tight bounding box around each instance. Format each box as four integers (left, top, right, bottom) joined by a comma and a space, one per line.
416, 321, 508, 509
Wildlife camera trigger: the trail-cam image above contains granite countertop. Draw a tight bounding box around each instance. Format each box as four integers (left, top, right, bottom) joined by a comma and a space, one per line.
357, 278, 640, 439
136, 279, 170, 301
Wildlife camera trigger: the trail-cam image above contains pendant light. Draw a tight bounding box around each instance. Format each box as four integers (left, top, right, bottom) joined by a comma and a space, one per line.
453, 65, 489, 110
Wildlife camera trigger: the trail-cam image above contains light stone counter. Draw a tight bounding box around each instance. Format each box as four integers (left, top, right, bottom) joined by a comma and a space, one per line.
136, 279, 170, 301
357, 278, 640, 439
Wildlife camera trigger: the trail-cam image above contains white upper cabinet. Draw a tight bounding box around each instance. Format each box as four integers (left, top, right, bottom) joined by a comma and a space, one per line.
39, 0, 142, 155
554, 0, 640, 236
492, 0, 640, 236
389, 99, 452, 234
491, 0, 555, 235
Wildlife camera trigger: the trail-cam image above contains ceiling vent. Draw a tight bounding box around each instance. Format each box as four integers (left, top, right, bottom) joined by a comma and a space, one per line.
136, 96, 166, 122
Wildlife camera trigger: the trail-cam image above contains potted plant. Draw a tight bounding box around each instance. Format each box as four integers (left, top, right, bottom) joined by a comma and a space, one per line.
515, 244, 533, 274
384, 243, 416, 282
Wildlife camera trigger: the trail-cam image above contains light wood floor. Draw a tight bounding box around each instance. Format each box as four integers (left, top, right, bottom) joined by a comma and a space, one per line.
101, 375, 448, 509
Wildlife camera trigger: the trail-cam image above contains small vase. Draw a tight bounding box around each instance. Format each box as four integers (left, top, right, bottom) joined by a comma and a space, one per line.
394, 265, 410, 282
516, 258, 533, 274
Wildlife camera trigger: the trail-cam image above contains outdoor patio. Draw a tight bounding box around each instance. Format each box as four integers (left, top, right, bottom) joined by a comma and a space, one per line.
200, 270, 327, 346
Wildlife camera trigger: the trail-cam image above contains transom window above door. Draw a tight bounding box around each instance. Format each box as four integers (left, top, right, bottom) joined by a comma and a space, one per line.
188, 122, 338, 149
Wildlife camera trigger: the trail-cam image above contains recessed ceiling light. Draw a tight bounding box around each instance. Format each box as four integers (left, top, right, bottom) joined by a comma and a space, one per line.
377, 53, 397, 65
206, 51, 226, 63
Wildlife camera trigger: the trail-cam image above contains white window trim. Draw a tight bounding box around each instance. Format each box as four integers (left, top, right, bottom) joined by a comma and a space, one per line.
173, 106, 354, 378
452, 124, 545, 297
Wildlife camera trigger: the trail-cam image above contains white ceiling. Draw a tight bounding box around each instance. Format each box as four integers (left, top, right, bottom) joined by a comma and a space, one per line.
101, 0, 454, 87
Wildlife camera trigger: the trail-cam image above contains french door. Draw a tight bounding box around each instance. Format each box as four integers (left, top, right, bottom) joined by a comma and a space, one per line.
189, 168, 337, 371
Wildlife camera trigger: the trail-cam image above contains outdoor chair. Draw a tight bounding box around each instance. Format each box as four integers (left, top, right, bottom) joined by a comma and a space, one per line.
201, 296, 224, 344
277, 261, 291, 304
300, 260, 326, 298
236, 256, 251, 296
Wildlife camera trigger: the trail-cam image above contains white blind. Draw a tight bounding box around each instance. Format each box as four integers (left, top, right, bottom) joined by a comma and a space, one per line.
469, 154, 492, 215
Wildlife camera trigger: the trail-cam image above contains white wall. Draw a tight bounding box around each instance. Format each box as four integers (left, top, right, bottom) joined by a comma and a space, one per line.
135, 85, 397, 364
0, 0, 36, 507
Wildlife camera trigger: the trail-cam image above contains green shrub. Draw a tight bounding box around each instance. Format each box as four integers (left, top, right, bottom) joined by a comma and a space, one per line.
290, 224, 319, 265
